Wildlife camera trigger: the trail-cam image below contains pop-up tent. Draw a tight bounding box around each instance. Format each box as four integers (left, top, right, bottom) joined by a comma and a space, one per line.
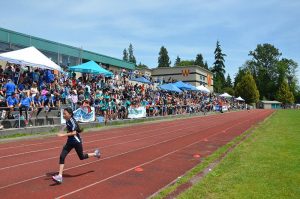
235, 96, 245, 101
131, 77, 151, 84
220, 93, 232, 98
173, 81, 193, 90
0, 46, 62, 72
69, 61, 113, 77
159, 83, 182, 93
196, 85, 210, 93
182, 82, 198, 91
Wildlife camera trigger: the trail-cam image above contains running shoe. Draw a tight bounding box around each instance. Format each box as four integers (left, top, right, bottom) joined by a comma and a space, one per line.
52, 174, 63, 184
94, 148, 101, 159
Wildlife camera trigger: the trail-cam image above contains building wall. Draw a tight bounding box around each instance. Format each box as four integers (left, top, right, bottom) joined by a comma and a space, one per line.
257, 102, 281, 109
150, 66, 214, 92
138, 68, 152, 77
264, 104, 272, 109
0, 27, 135, 70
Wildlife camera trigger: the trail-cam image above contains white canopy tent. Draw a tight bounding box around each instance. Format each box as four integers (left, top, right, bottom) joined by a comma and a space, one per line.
235, 96, 245, 101
0, 46, 62, 72
196, 85, 210, 93
220, 93, 232, 98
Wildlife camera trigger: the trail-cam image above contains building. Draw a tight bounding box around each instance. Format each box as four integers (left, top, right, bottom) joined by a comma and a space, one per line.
257, 101, 282, 109
148, 65, 214, 92
0, 27, 135, 72
137, 68, 152, 77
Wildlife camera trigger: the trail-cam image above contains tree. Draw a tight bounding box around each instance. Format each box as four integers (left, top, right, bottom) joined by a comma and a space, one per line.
136, 62, 149, 69
225, 74, 232, 88
128, 43, 136, 64
245, 44, 299, 101
204, 61, 209, 70
158, 46, 171, 67
248, 44, 282, 100
294, 87, 300, 103
223, 87, 235, 96
235, 71, 260, 104
276, 80, 294, 105
212, 41, 226, 93
174, 56, 181, 66
122, 49, 128, 61
177, 60, 194, 67
277, 58, 298, 98
195, 54, 204, 67
234, 67, 246, 89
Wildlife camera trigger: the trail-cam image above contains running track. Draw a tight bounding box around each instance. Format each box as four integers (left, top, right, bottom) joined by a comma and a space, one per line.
0, 110, 273, 199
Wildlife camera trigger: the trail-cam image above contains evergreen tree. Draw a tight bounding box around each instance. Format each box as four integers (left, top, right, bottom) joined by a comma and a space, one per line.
234, 67, 246, 89
174, 56, 181, 66
177, 60, 194, 67
158, 46, 171, 67
128, 43, 136, 64
276, 80, 294, 105
204, 61, 209, 69
235, 71, 260, 104
223, 87, 235, 96
123, 48, 128, 61
225, 74, 232, 88
137, 62, 149, 69
195, 54, 204, 67
212, 41, 226, 93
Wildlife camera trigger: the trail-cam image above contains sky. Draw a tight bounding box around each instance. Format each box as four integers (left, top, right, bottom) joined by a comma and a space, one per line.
1, 0, 300, 80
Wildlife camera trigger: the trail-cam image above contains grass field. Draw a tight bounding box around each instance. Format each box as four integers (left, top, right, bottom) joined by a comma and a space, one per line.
178, 110, 300, 199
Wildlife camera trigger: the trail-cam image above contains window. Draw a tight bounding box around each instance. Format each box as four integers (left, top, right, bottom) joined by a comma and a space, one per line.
0, 42, 10, 53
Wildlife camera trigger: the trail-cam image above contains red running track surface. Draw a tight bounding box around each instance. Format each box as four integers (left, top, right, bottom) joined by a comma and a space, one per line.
0, 110, 273, 199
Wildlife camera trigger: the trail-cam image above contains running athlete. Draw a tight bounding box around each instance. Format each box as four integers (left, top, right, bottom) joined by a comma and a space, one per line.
52, 107, 101, 184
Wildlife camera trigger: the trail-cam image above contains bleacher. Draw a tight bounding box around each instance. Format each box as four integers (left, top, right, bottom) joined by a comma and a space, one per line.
0, 109, 61, 128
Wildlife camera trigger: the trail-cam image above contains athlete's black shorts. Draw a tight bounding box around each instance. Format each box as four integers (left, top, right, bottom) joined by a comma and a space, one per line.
59, 141, 89, 164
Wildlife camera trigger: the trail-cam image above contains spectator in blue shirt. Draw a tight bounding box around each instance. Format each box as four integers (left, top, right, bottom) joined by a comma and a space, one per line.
19, 92, 32, 124
6, 92, 19, 120
6, 92, 19, 108
4, 79, 16, 97
32, 69, 40, 83
32, 93, 43, 119
18, 81, 25, 93
37, 93, 54, 118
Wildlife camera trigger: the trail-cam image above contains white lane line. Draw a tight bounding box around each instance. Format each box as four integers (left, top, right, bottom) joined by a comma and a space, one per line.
0, 111, 257, 190
0, 115, 232, 190
0, 114, 219, 159
56, 117, 254, 198
0, 113, 214, 150
0, 119, 216, 170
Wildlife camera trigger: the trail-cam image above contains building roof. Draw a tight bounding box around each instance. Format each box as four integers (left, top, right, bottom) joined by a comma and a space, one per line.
260, 100, 282, 104
0, 27, 135, 70
151, 65, 213, 74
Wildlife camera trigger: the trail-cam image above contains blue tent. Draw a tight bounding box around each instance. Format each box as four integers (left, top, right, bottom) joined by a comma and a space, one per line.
184, 83, 199, 91
69, 61, 113, 77
131, 77, 151, 84
159, 83, 182, 93
173, 81, 193, 90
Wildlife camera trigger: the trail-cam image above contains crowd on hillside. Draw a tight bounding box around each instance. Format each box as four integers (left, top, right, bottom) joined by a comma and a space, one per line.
0, 63, 245, 129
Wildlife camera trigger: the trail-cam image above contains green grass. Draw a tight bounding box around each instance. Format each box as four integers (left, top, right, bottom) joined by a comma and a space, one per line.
151, 115, 259, 199
152, 137, 246, 199
177, 110, 300, 199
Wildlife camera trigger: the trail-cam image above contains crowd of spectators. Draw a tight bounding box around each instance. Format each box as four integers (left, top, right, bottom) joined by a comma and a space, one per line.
0, 63, 245, 130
